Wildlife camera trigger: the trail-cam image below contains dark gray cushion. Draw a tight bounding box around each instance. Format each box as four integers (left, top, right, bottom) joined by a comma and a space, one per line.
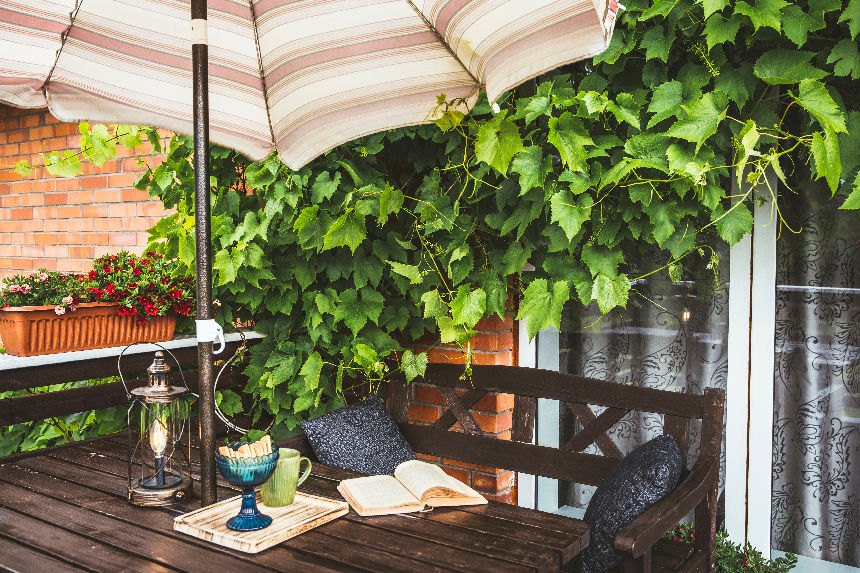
579, 434, 682, 573
300, 397, 416, 475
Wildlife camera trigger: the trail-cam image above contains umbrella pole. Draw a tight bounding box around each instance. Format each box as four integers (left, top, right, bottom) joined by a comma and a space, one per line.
191, 0, 217, 507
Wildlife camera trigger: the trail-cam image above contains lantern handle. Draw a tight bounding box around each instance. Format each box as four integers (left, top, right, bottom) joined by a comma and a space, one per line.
117, 342, 190, 400
213, 330, 275, 436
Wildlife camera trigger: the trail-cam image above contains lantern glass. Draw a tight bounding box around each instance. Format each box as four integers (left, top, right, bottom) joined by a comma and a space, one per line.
127, 351, 192, 506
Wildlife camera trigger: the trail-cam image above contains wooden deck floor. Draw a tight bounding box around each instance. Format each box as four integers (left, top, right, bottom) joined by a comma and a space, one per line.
0, 434, 589, 572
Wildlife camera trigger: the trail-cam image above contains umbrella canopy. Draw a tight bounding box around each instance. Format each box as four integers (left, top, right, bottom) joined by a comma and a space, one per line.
1, 0, 618, 169
1, 0, 617, 506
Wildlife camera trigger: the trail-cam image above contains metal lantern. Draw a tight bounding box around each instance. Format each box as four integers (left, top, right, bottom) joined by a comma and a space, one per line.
127, 351, 192, 506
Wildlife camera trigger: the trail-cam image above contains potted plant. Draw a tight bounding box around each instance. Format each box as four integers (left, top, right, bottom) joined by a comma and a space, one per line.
0, 251, 194, 357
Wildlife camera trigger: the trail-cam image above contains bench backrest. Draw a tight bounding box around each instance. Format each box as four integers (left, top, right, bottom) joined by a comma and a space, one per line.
389, 363, 725, 486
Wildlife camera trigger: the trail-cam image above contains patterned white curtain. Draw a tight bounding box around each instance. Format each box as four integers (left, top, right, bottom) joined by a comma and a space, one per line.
557, 245, 729, 509
771, 182, 860, 567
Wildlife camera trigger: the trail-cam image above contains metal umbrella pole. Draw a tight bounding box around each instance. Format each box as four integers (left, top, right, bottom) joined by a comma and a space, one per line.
191, 0, 218, 507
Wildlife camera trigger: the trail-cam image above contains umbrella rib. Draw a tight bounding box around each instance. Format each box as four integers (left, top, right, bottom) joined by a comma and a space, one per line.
41, 0, 84, 93
248, 1, 277, 148
402, 0, 482, 94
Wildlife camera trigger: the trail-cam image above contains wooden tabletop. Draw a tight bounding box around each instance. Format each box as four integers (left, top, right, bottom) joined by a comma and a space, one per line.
0, 434, 589, 572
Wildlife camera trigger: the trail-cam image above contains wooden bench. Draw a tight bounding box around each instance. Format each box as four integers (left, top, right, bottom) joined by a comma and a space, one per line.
286, 363, 725, 573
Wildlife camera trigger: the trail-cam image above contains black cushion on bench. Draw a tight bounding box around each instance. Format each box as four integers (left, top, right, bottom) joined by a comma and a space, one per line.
578, 434, 683, 573
300, 396, 416, 475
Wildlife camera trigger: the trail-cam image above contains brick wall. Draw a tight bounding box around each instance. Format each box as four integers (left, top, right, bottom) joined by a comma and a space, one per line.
0, 104, 168, 282
405, 314, 519, 503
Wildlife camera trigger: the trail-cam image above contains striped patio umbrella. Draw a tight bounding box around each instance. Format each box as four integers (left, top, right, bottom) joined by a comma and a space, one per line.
0, 0, 618, 505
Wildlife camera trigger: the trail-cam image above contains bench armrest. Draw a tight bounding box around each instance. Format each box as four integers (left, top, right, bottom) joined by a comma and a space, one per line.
613, 459, 716, 557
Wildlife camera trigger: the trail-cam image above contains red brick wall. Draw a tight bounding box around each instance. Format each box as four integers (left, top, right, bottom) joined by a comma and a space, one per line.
405, 314, 519, 503
0, 105, 168, 282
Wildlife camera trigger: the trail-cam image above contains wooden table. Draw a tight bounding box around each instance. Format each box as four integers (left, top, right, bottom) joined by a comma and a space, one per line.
0, 434, 589, 572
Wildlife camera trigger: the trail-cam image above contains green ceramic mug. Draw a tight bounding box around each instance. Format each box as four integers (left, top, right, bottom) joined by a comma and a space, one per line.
260, 448, 312, 507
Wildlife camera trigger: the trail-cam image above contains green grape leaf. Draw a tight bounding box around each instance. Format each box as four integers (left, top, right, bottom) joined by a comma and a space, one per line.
838, 0, 860, 38
516, 279, 570, 340
642, 0, 680, 19
641, 25, 675, 62
712, 202, 754, 244
420, 289, 448, 318
606, 93, 642, 130
310, 171, 341, 204
388, 260, 422, 283
581, 244, 625, 278
665, 91, 729, 153
511, 146, 551, 194
475, 114, 524, 174
754, 49, 828, 84
591, 273, 631, 314
781, 5, 817, 46
450, 285, 486, 328
216, 389, 243, 417
299, 352, 323, 390
704, 0, 729, 17
550, 190, 594, 240
548, 112, 594, 172
734, 0, 789, 31
704, 14, 743, 51
647, 81, 684, 129
44, 150, 82, 178
714, 64, 756, 109
794, 79, 848, 133
323, 210, 367, 253
401, 350, 429, 382
378, 184, 404, 226
839, 173, 860, 208
827, 38, 860, 79
810, 129, 842, 193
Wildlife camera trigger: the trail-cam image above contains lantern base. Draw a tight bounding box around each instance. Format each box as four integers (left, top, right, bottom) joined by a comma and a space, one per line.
128, 474, 192, 506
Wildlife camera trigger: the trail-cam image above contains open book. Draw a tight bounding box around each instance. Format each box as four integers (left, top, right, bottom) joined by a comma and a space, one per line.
336, 460, 487, 516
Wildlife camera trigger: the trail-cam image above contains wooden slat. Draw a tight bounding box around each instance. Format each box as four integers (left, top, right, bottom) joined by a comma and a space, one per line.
387, 380, 409, 423
0, 507, 173, 572
0, 535, 87, 573
512, 395, 536, 443
0, 398, 11, 427
0, 479, 274, 573
562, 403, 627, 454
422, 364, 705, 417
435, 387, 484, 434
400, 423, 616, 485
663, 415, 690, 472
0, 337, 257, 392
6, 371, 245, 424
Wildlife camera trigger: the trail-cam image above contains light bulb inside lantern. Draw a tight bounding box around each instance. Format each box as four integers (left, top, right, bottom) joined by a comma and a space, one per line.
149, 413, 168, 457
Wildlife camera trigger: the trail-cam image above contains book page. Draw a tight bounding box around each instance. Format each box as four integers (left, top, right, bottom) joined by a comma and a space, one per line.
337, 475, 422, 515
394, 460, 452, 500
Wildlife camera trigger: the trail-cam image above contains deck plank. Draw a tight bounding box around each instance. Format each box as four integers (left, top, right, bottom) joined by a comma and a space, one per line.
0, 506, 172, 572
0, 480, 273, 573
0, 535, 88, 573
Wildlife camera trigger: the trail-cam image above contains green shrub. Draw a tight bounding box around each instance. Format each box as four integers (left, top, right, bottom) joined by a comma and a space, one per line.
667, 523, 798, 572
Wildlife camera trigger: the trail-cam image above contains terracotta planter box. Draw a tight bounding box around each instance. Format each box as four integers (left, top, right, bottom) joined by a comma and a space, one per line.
0, 302, 176, 357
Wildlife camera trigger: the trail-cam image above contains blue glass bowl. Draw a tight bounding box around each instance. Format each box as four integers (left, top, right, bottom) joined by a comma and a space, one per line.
215, 446, 279, 531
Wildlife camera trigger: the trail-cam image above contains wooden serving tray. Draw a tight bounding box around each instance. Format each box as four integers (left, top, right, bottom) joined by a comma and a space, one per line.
174, 491, 348, 553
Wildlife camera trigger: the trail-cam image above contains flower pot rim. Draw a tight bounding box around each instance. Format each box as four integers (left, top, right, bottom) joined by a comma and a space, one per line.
1, 301, 118, 312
